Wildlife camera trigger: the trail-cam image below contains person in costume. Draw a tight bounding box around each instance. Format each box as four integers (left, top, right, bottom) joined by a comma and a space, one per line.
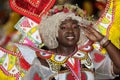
22, 4, 120, 80
0, 0, 120, 80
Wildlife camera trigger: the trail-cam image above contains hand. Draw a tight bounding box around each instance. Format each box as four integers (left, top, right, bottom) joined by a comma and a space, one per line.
81, 25, 104, 42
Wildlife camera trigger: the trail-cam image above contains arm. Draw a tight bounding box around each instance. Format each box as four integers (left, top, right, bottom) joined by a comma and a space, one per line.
105, 41, 120, 74
81, 26, 120, 74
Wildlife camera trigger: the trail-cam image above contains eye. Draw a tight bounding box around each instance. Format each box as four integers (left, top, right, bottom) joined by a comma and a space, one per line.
60, 25, 67, 30
72, 24, 79, 29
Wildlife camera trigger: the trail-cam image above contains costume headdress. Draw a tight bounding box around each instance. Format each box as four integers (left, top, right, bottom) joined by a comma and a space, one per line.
39, 3, 94, 49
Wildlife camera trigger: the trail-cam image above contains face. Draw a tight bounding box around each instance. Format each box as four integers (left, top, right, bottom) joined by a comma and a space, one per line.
57, 18, 80, 47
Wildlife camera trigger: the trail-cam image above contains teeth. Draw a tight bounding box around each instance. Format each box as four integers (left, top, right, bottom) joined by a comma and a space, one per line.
66, 36, 74, 39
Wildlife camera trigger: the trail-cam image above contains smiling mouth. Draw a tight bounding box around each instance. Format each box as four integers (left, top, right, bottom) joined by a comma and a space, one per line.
66, 36, 75, 40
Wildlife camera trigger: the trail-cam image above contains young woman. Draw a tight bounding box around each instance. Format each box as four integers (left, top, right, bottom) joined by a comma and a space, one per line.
22, 4, 120, 80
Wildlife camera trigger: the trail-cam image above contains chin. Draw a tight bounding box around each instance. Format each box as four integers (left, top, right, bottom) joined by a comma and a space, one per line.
66, 43, 77, 47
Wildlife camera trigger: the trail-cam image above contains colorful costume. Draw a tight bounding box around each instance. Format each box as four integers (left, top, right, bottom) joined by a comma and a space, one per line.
0, 0, 120, 80
16, 43, 116, 80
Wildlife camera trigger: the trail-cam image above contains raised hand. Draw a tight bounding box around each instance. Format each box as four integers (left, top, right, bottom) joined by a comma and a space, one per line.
81, 25, 104, 42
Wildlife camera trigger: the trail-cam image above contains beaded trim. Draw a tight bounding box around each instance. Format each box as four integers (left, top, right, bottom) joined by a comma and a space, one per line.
10, 0, 56, 23
73, 50, 88, 60
28, 0, 40, 7
49, 54, 69, 64
0, 47, 22, 58
47, 59, 62, 72
0, 66, 20, 80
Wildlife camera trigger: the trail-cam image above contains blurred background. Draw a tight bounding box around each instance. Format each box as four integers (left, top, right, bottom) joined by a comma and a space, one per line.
0, 1, 22, 79
0, 0, 22, 49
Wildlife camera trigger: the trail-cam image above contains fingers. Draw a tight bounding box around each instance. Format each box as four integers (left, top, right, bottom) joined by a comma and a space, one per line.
79, 23, 97, 33
79, 23, 104, 42
80, 24, 101, 36
80, 26, 95, 39
80, 25, 91, 35
79, 23, 98, 35
87, 27, 100, 35
89, 27, 104, 41
79, 24, 98, 41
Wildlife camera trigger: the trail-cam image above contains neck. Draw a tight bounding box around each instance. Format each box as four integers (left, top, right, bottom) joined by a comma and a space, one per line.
56, 45, 77, 56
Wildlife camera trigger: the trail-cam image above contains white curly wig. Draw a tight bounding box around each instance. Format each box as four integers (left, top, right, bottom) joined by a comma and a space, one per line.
39, 4, 94, 49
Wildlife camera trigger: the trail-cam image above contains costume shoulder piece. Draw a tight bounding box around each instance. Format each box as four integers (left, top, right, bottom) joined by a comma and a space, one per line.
0, 43, 52, 80
14, 16, 43, 48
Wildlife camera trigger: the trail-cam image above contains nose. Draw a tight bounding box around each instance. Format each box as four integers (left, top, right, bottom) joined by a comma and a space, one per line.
67, 28, 73, 33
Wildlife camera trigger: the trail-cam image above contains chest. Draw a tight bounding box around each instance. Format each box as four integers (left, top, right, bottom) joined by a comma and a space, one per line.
39, 50, 94, 80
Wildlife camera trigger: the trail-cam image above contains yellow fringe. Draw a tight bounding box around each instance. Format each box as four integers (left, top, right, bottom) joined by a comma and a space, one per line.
0, 70, 16, 80
109, 0, 120, 49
